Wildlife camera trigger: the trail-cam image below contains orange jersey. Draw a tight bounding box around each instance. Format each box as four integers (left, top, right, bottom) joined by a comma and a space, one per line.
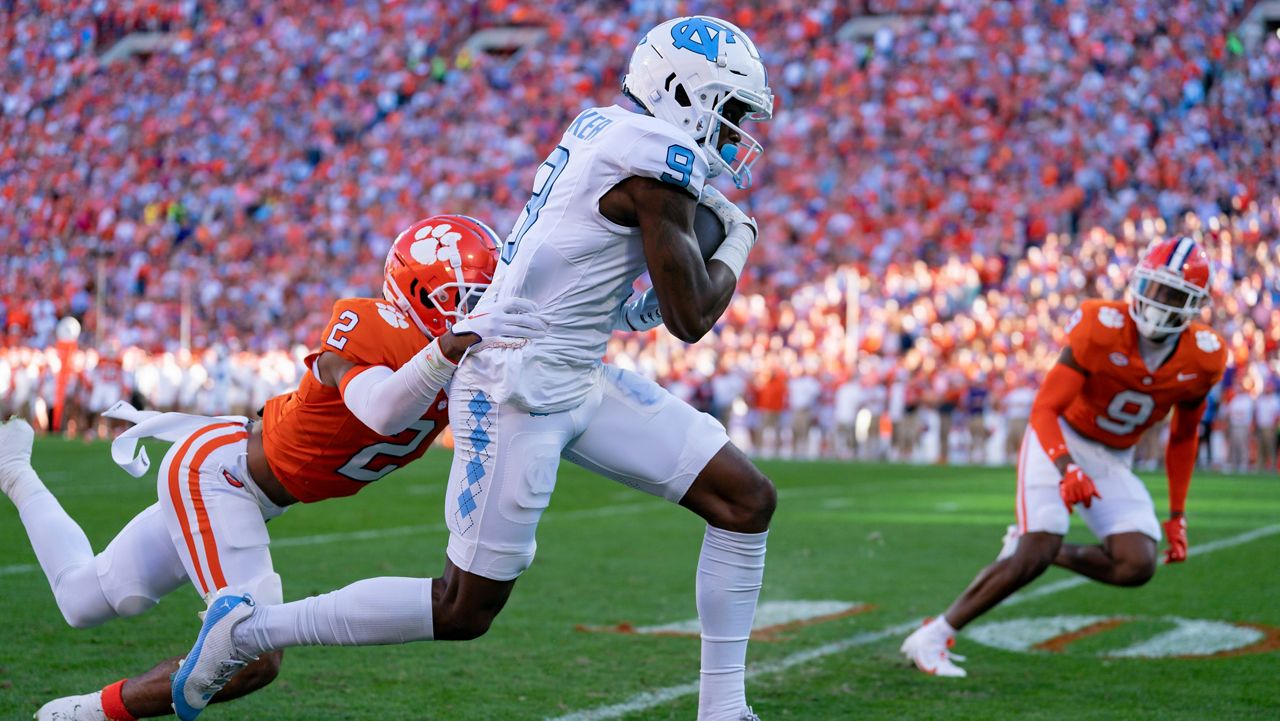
1061, 299, 1225, 449
261, 298, 449, 503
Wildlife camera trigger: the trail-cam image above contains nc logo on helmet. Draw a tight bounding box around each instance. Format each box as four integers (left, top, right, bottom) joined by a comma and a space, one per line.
670, 17, 736, 62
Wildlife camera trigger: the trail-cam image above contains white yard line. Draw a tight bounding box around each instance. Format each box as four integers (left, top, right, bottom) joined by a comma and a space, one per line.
545, 522, 1280, 721
0, 563, 37, 576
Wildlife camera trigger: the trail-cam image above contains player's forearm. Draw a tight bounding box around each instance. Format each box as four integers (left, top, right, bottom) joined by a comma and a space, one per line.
341, 339, 457, 436
1165, 435, 1196, 516
1165, 403, 1205, 515
1030, 363, 1087, 475
660, 262, 737, 342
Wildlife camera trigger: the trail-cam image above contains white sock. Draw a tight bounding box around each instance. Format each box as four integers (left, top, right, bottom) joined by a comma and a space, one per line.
696, 526, 768, 721
18, 489, 115, 628
36, 691, 108, 721
234, 577, 433, 654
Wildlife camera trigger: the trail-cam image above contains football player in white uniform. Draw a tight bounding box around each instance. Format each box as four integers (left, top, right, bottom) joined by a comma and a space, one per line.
174, 15, 776, 721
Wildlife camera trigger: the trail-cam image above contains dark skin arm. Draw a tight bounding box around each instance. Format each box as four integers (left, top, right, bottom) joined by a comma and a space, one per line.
598, 177, 737, 343
1049, 346, 1089, 474
314, 331, 475, 386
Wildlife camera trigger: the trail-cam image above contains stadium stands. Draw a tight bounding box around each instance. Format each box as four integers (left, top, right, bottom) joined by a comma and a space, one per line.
2, 1, 1276, 467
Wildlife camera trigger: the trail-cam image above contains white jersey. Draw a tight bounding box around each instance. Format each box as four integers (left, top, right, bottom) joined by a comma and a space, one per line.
473, 104, 710, 412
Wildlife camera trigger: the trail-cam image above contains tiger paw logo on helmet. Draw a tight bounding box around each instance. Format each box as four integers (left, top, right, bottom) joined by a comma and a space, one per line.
375, 301, 410, 329
409, 223, 463, 269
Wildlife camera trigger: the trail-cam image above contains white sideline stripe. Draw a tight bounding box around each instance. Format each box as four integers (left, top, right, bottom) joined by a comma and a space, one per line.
544, 522, 1280, 721
0, 500, 661, 574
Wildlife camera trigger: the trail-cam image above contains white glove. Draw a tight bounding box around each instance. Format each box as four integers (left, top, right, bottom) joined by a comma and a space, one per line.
451, 297, 548, 341
699, 184, 758, 240
699, 185, 759, 280
613, 288, 662, 331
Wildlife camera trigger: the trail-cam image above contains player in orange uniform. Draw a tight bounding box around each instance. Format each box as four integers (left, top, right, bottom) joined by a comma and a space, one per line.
0, 215, 547, 720
901, 237, 1226, 677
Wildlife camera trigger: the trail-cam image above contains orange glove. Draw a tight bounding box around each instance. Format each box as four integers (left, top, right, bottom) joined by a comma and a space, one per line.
1163, 515, 1188, 563
1059, 463, 1101, 511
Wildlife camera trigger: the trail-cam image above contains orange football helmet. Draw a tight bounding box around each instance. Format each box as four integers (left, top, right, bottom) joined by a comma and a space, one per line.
1128, 236, 1210, 338
382, 215, 500, 338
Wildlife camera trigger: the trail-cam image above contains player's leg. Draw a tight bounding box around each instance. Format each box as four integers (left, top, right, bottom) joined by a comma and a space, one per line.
155, 421, 287, 720
38, 651, 285, 720
902, 428, 1068, 677
1053, 450, 1161, 586
1052, 532, 1157, 586
564, 367, 773, 721
175, 387, 578, 719
25, 418, 282, 719
1, 419, 188, 629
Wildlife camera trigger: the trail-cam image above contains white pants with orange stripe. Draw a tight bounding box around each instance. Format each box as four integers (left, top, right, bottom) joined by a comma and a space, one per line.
1016, 419, 1161, 542
107, 405, 286, 605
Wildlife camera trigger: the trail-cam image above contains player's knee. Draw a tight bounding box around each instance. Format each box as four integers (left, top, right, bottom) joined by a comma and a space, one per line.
53, 574, 117, 629
713, 470, 777, 532
1114, 558, 1157, 587
435, 608, 496, 641
58, 604, 108, 630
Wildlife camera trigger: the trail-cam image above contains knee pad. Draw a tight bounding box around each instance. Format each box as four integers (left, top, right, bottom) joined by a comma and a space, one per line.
52, 564, 116, 629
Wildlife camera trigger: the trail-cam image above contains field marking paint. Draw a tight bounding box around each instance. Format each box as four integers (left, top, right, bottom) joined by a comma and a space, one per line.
577, 601, 875, 642
966, 614, 1280, 658
548, 621, 921, 721
545, 522, 1280, 721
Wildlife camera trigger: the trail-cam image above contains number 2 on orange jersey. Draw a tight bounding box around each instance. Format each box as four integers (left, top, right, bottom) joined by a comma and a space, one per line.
338, 419, 437, 482
325, 310, 359, 350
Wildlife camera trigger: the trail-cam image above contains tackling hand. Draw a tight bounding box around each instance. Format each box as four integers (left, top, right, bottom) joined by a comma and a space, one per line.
450, 297, 548, 342
1163, 515, 1188, 563
1059, 463, 1101, 511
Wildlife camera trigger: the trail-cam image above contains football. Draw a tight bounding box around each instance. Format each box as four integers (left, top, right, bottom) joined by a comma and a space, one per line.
694, 202, 726, 261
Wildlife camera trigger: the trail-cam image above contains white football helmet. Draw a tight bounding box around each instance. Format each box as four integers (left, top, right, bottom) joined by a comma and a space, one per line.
623, 15, 774, 189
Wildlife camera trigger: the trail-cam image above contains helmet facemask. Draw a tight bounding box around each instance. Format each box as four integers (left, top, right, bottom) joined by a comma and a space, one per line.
1127, 267, 1207, 339
697, 86, 771, 189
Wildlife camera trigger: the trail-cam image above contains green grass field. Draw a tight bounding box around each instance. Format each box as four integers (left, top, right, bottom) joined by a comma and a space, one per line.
2, 438, 1278, 720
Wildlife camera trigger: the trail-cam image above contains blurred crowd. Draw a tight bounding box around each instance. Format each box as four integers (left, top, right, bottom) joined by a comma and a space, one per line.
3, 0, 1278, 469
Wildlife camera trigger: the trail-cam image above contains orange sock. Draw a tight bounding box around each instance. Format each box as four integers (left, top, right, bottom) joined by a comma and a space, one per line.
101, 680, 137, 721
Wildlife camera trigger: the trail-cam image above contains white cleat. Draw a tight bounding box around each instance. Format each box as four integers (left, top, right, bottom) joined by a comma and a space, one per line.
996, 524, 1021, 561
34, 692, 106, 721
171, 589, 259, 720
740, 707, 762, 721
0, 417, 36, 499
900, 621, 967, 678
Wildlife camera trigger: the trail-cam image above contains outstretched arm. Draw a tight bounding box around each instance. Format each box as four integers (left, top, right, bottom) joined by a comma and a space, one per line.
315, 298, 547, 436
1166, 398, 1206, 516
1029, 347, 1089, 474
316, 335, 468, 436
1163, 397, 1206, 563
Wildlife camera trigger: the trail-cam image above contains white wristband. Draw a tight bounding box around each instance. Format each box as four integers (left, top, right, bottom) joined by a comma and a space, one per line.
412, 338, 458, 392
709, 222, 756, 280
